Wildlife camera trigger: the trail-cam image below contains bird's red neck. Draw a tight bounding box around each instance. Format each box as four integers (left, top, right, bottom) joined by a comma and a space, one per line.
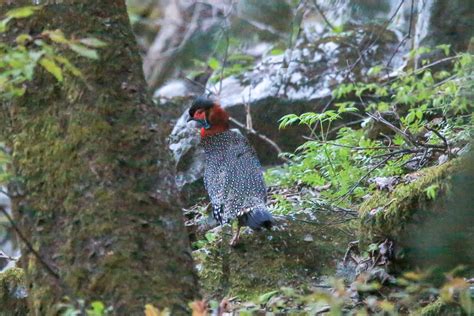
201, 105, 230, 138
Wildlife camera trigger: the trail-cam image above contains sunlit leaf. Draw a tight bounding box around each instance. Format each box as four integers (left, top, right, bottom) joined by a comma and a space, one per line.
39, 58, 63, 82
270, 48, 284, 55
69, 43, 99, 59
144, 304, 169, 316
208, 57, 220, 71
53, 55, 83, 77
86, 301, 105, 316
189, 300, 208, 316
79, 37, 107, 48
368, 65, 382, 76
15, 34, 32, 45
0, 17, 12, 33
6, 6, 40, 19
436, 44, 451, 56
43, 29, 69, 44
258, 290, 279, 304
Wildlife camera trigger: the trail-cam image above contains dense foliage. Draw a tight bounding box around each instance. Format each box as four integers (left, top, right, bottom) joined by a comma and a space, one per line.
268, 47, 473, 207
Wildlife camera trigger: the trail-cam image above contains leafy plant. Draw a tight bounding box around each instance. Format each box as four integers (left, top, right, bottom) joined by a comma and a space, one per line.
0, 6, 106, 100
268, 47, 473, 207
58, 300, 112, 316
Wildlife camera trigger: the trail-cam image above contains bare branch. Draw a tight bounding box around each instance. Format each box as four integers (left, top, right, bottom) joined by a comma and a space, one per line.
366, 112, 417, 146
386, 0, 415, 73
0, 205, 60, 279
229, 117, 290, 163
335, 154, 393, 203
311, 0, 335, 30
425, 126, 450, 153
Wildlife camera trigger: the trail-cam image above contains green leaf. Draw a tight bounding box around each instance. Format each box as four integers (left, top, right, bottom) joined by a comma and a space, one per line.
332, 24, 344, 33
79, 37, 107, 48
270, 48, 284, 55
6, 6, 40, 19
43, 29, 69, 44
405, 111, 415, 124
258, 290, 279, 304
208, 57, 220, 71
68, 43, 99, 60
368, 65, 382, 76
205, 231, 216, 242
39, 58, 63, 82
436, 44, 451, 56
425, 184, 439, 200
0, 17, 12, 33
54, 56, 83, 78
15, 34, 32, 45
87, 301, 106, 316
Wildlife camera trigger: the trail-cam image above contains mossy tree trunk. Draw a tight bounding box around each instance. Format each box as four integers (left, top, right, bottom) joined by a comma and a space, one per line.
0, 1, 198, 314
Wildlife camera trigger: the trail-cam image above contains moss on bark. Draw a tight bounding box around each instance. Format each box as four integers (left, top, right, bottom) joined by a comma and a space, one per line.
0, 268, 28, 316
0, 2, 198, 314
359, 158, 474, 269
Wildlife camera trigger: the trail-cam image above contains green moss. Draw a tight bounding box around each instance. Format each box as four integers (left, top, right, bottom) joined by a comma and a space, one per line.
419, 298, 463, 316
0, 268, 28, 316
359, 159, 461, 242
194, 218, 353, 300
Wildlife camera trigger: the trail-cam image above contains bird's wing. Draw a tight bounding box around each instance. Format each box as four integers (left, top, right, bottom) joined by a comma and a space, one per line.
220, 132, 267, 220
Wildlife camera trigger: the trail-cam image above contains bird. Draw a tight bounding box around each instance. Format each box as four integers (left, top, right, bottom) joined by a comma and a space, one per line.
187, 96, 274, 246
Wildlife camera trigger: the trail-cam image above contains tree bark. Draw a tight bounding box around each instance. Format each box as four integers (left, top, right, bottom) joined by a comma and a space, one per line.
0, 1, 198, 314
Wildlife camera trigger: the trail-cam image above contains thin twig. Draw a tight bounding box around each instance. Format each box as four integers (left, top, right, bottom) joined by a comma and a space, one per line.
183, 76, 216, 97
301, 137, 401, 151
343, 240, 359, 265
0, 188, 10, 198
0, 206, 59, 279
311, 0, 334, 30
275, 0, 306, 97
385, 0, 415, 73
366, 112, 417, 146
335, 155, 393, 203
425, 126, 450, 153
312, 0, 406, 137
229, 117, 290, 163
218, 27, 230, 95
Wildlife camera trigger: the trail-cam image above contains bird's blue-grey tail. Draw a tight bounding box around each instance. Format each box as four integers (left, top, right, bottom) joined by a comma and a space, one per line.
241, 205, 274, 230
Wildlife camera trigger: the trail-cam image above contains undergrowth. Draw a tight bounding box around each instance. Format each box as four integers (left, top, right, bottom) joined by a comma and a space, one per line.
265, 46, 473, 208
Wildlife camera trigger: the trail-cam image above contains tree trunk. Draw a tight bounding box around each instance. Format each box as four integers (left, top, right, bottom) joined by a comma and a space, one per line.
0, 1, 198, 314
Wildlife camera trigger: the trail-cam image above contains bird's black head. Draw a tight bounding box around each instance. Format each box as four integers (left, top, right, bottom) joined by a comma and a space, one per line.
188, 96, 215, 119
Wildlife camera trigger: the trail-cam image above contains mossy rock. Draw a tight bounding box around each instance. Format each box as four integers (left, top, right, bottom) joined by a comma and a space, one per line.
193, 217, 352, 300
419, 298, 464, 316
0, 268, 28, 316
359, 158, 474, 269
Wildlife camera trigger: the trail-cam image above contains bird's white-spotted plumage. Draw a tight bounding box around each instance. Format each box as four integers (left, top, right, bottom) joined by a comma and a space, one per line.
201, 129, 267, 225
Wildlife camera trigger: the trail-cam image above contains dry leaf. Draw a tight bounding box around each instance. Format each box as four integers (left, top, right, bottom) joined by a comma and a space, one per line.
190, 300, 208, 316
144, 304, 169, 316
